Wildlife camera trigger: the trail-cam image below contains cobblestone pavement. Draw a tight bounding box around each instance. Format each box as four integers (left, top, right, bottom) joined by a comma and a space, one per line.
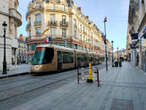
0, 62, 146, 110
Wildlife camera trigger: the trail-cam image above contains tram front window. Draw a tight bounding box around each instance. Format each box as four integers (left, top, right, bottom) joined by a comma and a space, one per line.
32, 47, 54, 65
32, 47, 45, 65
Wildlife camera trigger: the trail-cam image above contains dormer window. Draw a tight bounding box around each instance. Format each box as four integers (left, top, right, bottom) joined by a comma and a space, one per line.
36, 3, 41, 9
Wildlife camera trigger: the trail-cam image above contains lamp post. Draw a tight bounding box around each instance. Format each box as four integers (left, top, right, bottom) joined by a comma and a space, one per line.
104, 17, 108, 71
117, 47, 119, 59
2, 21, 7, 74
111, 40, 114, 67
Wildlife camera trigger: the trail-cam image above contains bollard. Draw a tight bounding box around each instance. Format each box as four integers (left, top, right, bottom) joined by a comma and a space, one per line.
77, 67, 82, 84
87, 62, 93, 83
96, 68, 100, 87
77, 67, 79, 84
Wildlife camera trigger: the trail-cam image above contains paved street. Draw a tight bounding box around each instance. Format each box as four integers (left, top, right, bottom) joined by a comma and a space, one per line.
0, 62, 146, 110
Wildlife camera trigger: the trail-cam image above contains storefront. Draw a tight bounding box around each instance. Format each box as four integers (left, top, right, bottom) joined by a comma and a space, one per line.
139, 25, 146, 72
130, 33, 139, 66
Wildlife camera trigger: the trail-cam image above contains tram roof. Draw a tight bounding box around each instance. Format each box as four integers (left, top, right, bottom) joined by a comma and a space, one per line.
37, 44, 98, 55
37, 44, 74, 51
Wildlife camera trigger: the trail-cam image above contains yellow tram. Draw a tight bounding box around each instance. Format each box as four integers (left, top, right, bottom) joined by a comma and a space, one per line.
31, 44, 102, 74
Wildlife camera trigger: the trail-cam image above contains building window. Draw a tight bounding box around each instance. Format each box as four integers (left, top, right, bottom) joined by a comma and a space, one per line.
36, 3, 41, 9
29, 30, 31, 37
14, 1, 17, 9
74, 19, 76, 27
50, 4, 55, 9
50, 28, 56, 37
62, 29, 66, 38
35, 27, 41, 36
56, 0, 60, 3
35, 13, 41, 23
46, 0, 49, 3
50, 14, 55, 23
62, 15, 66, 23
74, 30, 76, 38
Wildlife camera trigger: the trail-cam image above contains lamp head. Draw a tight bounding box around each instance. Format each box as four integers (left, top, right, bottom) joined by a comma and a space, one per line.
2, 21, 7, 27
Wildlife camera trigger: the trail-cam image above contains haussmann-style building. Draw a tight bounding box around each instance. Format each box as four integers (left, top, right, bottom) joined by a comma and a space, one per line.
26, 0, 106, 62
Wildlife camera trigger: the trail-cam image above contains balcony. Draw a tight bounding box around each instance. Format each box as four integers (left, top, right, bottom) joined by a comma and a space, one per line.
34, 21, 42, 26
9, 8, 22, 26
60, 21, 68, 28
48, 21, 57, 27
60, 21, 68, 27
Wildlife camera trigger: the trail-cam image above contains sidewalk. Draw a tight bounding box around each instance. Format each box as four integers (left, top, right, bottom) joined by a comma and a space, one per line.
0, 64, 30, 79
11, 62, 146, 110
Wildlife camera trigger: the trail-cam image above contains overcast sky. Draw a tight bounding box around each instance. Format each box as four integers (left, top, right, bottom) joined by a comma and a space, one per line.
18, 0, 129, 50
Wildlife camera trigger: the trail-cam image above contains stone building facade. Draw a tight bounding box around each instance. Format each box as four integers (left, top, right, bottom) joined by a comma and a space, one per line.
127, 0, 146, 72
0, 0, 22, 71
26, 0, 106, 62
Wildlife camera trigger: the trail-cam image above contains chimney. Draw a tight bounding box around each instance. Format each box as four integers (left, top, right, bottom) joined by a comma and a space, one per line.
77, 7, 81, 11
86, 16, 89, 19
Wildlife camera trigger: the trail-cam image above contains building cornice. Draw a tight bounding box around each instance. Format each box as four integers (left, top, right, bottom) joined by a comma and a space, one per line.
0, 11, 9, 17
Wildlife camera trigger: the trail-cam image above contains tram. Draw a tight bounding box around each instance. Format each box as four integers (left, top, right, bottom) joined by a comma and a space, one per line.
31, 44, 102, 74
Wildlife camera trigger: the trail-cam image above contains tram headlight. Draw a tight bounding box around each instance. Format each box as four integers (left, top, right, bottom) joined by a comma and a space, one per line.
34, 65, 42, 71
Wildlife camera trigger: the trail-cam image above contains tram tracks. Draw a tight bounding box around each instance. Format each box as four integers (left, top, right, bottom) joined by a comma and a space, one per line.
0, 64, 105, 103
0, 73, 75, 102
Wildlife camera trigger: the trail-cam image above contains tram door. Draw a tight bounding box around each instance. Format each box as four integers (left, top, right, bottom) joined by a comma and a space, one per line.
57, 51, 62, 71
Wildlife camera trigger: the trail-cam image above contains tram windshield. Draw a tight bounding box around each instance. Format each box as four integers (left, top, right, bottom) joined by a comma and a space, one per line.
32, 47, 45, 65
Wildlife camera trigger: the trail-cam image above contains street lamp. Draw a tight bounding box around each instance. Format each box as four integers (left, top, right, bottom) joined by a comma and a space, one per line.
104, 17, 108, 71
2, 21, 7, 74
117, 47, 119, 59
111, 40, 114, 67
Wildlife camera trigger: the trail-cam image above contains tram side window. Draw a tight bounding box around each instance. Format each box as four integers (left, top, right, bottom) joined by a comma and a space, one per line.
63, 52, 73, 63
43, 48, 54, 64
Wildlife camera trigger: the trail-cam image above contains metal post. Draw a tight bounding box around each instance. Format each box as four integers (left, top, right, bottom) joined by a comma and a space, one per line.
117, 47, 119, 59
111, 41, 114, 67
104, 17, 108, 71
2, 21, 7, 74
96, 68, 100, 87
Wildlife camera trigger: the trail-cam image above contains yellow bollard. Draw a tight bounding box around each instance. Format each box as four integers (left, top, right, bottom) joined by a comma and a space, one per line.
87, 62, 93, 83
